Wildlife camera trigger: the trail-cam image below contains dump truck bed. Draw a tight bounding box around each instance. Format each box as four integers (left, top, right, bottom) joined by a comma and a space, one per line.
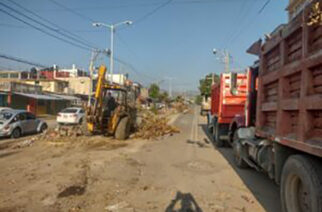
256, 1, 322, 157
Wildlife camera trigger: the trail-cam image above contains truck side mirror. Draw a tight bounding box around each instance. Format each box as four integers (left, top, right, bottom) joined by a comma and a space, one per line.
230, 73, 238, 95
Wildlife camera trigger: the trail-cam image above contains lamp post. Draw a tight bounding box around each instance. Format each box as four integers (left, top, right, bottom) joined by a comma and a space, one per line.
92, 20, 133, 79
213, 48, 231, 73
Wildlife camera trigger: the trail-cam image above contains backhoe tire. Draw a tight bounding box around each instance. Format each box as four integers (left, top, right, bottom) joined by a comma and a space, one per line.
281, 155, 322, 212
115, 117, 130, 140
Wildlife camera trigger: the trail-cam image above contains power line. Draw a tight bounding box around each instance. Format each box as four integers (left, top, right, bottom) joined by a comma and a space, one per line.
258, 0, 271, 14
113, 56, 156, 82
0, 1, 96, 50
133, 0, 174, 24
225, 0, 268, 48
6, 0, 98, 48
0, 8, 92, 51
47, 0, 95, 22
0, 53, 48, 68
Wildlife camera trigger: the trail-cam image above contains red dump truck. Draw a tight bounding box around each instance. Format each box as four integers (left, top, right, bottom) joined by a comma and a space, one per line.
208, 72, 247, 147
227, 2, 322, 211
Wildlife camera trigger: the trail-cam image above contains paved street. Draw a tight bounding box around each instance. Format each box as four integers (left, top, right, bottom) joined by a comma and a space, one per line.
0, 106, 281, 211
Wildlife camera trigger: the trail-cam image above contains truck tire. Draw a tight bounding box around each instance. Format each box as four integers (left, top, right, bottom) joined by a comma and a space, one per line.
115, 117, 130, 140
213, 123, 224, 147
281, 155, 322, 212
232, 130, 248, 168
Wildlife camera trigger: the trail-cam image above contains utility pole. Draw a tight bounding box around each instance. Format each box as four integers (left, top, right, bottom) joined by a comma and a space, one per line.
213, 48, 231, 73
167, 77, 173, 98
110, 25, 114, 78
224, 50, 230, 73
88, 49, 99, 106
92, 20, 132, 81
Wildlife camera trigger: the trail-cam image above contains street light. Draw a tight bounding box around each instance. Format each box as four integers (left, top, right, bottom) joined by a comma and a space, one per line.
92, 20, 133, 80
212, 49, 231, 73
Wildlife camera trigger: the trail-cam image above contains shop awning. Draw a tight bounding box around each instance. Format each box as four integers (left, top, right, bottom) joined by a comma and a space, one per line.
48, 93, 80, 101
14, 92, 61, 100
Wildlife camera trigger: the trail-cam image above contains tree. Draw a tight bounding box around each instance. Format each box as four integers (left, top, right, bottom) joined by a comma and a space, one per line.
148, 83, 160, 99
198, 73, 219, 98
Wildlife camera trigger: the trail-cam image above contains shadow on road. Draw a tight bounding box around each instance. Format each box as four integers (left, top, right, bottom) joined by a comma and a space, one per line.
165, 191, 203, 212
199, 124, 282, 212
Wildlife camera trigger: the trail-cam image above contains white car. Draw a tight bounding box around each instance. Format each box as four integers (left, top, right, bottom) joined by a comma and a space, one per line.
0, 107, 12, 113
57, 107, 85, 125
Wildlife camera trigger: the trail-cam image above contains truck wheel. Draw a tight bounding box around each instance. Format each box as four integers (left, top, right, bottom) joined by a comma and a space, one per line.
115, 117, 130, 140
281, 155, 322, 212
232, 130, 248, 168
214, 123, 224, 147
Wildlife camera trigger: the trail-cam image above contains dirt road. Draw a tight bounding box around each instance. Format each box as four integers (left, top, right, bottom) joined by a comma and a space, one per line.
0, 106, 281, 212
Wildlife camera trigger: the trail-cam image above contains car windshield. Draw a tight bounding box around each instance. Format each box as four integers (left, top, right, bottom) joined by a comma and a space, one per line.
0, 111, 13, 120
61, 108, 78, 113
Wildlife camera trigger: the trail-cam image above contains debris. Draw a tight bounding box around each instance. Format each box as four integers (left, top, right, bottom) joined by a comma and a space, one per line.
12, 137, 37, 149
134, 111, 180, 139
105, 201, 134, 211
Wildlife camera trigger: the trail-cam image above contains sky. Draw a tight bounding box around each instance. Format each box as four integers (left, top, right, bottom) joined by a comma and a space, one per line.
0, 0, 289, 92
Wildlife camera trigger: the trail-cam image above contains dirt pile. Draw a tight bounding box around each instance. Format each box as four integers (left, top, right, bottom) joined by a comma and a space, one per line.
172, 102, 190, 114
134, 112, 180, 139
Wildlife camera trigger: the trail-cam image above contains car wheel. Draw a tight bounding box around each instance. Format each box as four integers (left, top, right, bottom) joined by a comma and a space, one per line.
11, 128, 21, 139
40, 124, 48, 133
79, 118, 83, 125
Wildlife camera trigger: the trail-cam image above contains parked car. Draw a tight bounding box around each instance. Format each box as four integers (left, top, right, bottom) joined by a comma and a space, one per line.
56, 107, 85, 125
0, 110, 48, 138
0, 107, 12, 112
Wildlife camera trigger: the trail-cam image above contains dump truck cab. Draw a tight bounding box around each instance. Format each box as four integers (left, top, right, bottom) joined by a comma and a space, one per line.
209, 72, 247, 147
228, 64, 259, 143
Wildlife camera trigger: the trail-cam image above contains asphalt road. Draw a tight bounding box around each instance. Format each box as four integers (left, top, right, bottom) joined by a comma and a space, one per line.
0, 106, 282, 211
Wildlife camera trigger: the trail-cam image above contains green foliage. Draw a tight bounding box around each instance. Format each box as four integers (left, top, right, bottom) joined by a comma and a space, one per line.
195, 95, 202, 105
198, 73, 220, 97
148, 83, 160, 99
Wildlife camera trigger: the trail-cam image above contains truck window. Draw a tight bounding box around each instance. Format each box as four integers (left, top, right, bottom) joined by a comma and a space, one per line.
230, 73, 238, 95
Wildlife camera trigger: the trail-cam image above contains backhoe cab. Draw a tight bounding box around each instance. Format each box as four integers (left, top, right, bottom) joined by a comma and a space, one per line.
86, 65, 136, 140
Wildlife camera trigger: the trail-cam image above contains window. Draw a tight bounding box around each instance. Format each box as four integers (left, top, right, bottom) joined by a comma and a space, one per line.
26, 112, 35, 120
80, 109, 85, 113
18, 113, 26, 121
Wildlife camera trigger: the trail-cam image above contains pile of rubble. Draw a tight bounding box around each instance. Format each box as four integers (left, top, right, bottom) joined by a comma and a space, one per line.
134, 112, 180, 140
35, 125, 88, 143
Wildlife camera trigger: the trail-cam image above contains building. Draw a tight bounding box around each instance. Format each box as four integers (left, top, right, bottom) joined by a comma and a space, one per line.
0, 81, 79, 115
0, 70, 23, 79
61, 77, 91, 95
59, 64, 88, 77
287, 0, 310, 21
25, 80, 69, 93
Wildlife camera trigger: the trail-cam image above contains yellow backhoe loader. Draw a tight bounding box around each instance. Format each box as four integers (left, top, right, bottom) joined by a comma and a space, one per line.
86, 65, 137, 140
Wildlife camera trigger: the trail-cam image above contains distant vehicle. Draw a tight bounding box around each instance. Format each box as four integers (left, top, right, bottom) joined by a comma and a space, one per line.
0, 110, 48, 138
200, 96, 211, 116
57, 107, 85, 125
